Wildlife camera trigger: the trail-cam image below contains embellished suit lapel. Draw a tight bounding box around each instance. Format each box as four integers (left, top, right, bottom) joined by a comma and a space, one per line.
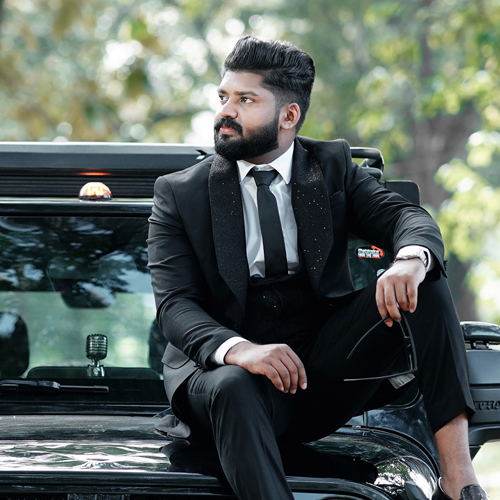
209, 154, 248, 311
291, 140, 334, 294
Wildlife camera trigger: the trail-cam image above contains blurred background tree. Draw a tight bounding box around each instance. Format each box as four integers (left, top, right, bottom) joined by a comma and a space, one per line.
0, 0, 499, 322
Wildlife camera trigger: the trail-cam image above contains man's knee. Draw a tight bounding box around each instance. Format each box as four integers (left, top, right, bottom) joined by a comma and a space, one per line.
210, 365, 266, 408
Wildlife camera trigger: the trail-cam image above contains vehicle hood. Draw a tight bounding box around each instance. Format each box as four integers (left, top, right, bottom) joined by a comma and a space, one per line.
0, 414, 437, 499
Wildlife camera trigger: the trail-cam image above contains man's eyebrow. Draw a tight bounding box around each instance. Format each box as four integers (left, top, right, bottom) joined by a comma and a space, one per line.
217, 89, 260, 97
236, 90, 259, 96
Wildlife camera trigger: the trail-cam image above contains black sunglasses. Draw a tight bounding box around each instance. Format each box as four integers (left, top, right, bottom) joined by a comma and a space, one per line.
344, 312, 418, 382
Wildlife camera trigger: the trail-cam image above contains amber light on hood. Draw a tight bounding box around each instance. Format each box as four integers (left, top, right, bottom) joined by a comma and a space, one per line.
78, 182, 112, 201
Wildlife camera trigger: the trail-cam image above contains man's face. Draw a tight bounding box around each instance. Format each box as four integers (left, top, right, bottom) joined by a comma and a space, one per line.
214, 71, 281, 162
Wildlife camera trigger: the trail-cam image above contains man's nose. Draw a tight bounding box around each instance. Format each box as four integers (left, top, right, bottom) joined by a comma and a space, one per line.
220, 98, 237, 118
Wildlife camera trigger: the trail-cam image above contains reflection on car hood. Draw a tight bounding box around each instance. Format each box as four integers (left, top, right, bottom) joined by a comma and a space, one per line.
0, 440, 166, 472
0, 414, 437, 499
0, 415, 167, 472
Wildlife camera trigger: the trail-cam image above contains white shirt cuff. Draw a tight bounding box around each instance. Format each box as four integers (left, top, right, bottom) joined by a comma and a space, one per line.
396, 245, 434, 272
210, 337, 250, 366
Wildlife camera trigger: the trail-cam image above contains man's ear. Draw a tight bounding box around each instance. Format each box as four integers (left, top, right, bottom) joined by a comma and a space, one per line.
280, 103, 301, 131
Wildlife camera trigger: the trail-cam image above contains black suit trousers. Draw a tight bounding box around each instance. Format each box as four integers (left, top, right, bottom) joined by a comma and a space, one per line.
173, 274, 474, 500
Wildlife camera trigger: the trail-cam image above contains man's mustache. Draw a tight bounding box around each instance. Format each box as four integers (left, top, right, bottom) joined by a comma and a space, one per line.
214, 117, 243, 136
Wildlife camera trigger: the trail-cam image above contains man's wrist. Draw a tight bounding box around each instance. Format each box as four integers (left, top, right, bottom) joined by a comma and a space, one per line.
394, 252, 427, 268
211, 337, 250, 365
395, 246, 432, 272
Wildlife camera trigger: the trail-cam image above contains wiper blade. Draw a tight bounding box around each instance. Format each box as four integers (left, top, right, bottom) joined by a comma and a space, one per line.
0, 379, 109, 394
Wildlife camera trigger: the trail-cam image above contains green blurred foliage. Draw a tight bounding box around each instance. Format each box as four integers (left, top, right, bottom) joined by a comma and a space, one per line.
0, 0, 496, 148
0, 0, 500, 321
436, 152, 500, 325
1, 0, 499, 150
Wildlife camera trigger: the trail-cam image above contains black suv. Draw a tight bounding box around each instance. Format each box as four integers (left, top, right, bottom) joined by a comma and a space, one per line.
0, 142, 499, 500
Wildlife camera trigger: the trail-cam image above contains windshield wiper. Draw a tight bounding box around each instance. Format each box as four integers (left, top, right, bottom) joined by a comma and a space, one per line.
0, 379, 109, 394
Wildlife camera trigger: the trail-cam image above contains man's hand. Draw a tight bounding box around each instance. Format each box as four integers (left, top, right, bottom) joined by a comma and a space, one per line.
224, 342, 307, 394
376, 258, 426, 327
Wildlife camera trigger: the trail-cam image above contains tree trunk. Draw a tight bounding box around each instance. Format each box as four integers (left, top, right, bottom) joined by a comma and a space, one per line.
393, 103, 478, 209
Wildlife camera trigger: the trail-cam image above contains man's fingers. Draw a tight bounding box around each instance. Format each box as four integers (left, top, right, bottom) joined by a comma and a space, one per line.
228, 343, 307, 394
266, 365, 285, 392
394, 281, 410, 312
280, 352, 307, 393
268, 351, 306, 394
376, 280, 394, 327
384, 287, 401, 323
376, 281, 401, 326
407, 283, 419, 313
376, 259, 426, 325
393, 277, 419, 314
375, 282, 388, 319
296, 358, 308, 391
275, 359, 296, 393
285, 349, 307, 391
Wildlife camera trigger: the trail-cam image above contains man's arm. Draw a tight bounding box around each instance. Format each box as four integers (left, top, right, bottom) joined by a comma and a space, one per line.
340, 142, 445, 325
148, 175, 239, 367
351, 174, 440, 325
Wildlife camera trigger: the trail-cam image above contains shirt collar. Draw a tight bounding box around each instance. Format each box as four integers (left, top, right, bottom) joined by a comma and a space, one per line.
237, 142, 295, 185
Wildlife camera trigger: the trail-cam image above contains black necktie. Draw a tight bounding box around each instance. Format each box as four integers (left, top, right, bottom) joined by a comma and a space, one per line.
251, 168, 288, 278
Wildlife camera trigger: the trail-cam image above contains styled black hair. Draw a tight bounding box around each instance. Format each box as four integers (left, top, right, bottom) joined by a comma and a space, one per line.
222, 36, 315, 131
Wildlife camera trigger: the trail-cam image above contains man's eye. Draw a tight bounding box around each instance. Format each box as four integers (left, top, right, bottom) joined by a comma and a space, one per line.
241, 97, 253, 103
219, 95, 228, 103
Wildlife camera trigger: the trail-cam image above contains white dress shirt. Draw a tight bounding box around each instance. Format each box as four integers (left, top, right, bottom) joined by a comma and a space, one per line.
237, 143, 298, 277
211, 144, 433, 367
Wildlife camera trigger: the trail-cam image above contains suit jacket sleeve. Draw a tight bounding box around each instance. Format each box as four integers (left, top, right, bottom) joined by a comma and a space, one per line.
340, 142, 446, 274
148, 175, 239, 368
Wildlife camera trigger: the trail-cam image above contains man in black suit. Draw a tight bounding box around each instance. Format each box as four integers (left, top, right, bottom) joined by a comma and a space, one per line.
148, 36, 487, 500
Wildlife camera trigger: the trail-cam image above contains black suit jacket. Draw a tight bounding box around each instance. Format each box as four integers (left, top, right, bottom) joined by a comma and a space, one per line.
147, 137, 445, 404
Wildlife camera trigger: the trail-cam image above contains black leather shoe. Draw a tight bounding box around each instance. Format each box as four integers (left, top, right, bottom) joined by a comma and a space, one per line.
433, 478, 490, 500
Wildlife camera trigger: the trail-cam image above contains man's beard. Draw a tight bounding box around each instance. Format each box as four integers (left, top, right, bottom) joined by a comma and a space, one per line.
214, 114, 280, 162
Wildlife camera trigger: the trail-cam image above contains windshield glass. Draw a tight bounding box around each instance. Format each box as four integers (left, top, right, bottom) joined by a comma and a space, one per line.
0, 215, 166, 406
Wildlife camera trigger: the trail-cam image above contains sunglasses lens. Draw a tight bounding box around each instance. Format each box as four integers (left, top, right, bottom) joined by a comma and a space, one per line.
344, 314, 417, 382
